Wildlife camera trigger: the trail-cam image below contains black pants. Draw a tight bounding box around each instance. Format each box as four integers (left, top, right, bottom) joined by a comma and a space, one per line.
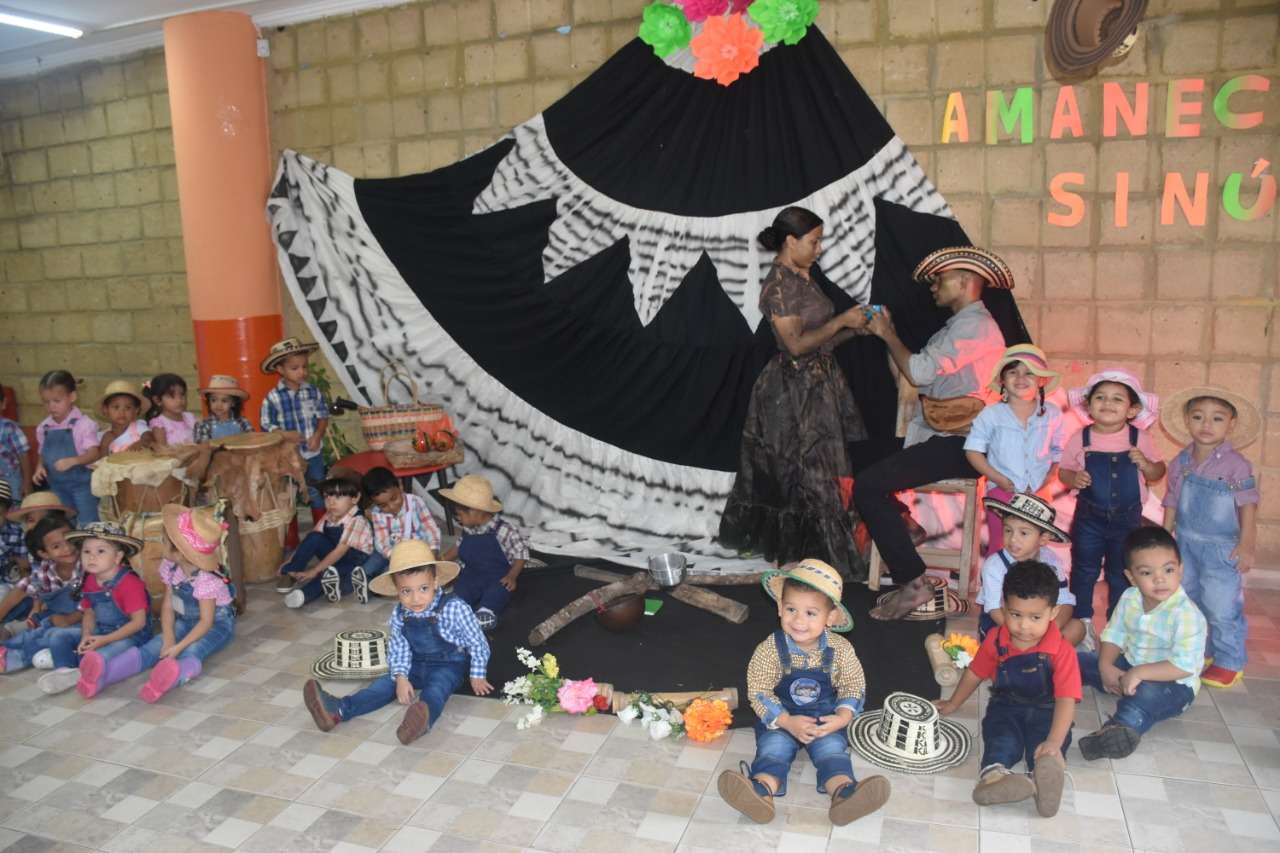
848, 435, 976, 585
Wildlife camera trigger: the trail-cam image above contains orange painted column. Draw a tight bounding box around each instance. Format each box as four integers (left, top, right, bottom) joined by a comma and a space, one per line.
164, 11, 283, 426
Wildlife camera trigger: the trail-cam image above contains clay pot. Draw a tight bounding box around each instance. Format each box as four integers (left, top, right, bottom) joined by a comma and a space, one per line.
595, 593, 644, 633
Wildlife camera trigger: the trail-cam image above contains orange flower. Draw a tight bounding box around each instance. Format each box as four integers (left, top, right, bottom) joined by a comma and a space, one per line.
690, 14, 763, 87
683, 698, 732, 742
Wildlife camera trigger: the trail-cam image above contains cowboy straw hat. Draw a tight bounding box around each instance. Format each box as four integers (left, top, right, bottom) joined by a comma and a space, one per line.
1067, 368, 1159, 430
987, 344, 1060, 395
260, 337, 320, 373
66, 521, 144, 559
762, 559, 854, 633
1160, 385, 1262, 450
913, 246, 1015, 291
7, 490, 76, 522
311, 628, 390, 680
982, 493, 1070, 544
368, 540, 460, 597
438, 474, 502, 514
198, 374, 250, 400
849, 691, 973, 774
161, 504, 226, 572
875, 574, 969, 622
100, 380, 143, 411
1046, 0, 1148, 80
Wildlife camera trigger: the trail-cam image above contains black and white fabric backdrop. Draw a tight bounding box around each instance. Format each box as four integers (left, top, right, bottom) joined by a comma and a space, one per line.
266, 27, 1029, 572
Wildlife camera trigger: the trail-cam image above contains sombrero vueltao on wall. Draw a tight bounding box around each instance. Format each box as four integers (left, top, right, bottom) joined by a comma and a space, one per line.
875, 574, 969, 622
311, 628, 390, 680
849, 691, 973, 774
1046, 0, 1149, 80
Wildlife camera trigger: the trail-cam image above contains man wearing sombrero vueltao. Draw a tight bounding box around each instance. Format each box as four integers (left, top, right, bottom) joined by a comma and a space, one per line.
852, 247, 1010, 620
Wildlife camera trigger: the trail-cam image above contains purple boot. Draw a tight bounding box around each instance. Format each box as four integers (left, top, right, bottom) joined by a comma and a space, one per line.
139, 657, 202, 704
77, 646, 143, 699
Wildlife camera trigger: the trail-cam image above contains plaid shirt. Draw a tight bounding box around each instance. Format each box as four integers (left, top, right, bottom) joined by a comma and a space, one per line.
0, 521, 27, 581
193, 416, 254, 444
0, 417, 29, 499
18, 558, 82, 597
259, 380, 328, 459
1101, 585, 1207, 693
327, 506, 373, 555
746, 630, 866, 725
369, 493, 441, 555
459, 516, 529, 565
387, 595, 489, 679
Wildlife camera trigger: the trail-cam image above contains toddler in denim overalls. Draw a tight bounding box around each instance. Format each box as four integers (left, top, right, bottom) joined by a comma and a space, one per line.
718, 560, 890, 827
1160, 387, 1260, 690
33, 371, 100, 524
439, 475, 528, 631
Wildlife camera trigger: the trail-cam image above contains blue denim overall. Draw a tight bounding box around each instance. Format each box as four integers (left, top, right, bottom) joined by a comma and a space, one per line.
1174, 450, 1251, 672
1069, 425, 1141, 619
338, 595, 469, 724
452, 529, 512, 615
48, 569, 151, 668
208, 419, 247, 440
750, 631, 855, 794
41, 423, 98, 523
980, 628, 1072, 772
280, 518, 371, 605
138, 575, 236, 672
4, 582, 81, 671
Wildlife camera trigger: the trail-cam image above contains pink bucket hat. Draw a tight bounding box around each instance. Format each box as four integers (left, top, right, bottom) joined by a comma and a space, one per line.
1067, 368, 1159, 430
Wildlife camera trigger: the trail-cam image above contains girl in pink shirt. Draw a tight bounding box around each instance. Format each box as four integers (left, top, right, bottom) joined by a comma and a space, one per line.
145, 373, 197, 446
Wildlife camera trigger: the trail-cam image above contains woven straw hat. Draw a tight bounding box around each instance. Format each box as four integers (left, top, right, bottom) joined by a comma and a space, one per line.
987, 344, 1060, 395
368, 540, 459, 597
100, 380, 143, 411
1159, 385, 1261, 450
875, 574, 969, 622
7, 490, 76, 522
762, 559, 853, 633
1067, 368, 1159, 430
438, 474, 502, 514
311, 628, 390, 680
161, 504, 226, 572
982, 493, 1070, 544
198, 374, 250, 400
1046, 0, 1148, 79
913, 246, 1014, 290
66, 521, 143, 559
849, 691, 973, 774
260, 337, 319, 373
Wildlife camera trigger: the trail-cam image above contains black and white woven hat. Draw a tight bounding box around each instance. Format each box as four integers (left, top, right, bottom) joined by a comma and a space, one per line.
311, 629, 390, 680
849, 691, 973, 774
875, 574, 969, 622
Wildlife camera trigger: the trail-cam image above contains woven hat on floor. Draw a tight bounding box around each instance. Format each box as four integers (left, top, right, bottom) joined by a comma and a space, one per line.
849, 691, 973, 774
6, 490, 75, 522
438, 474, 502, 514
987, 344, 1060, 395
912, 247, 1014, 290
762, 559, 853, 633
982, 493, 1070, 544
1067, 368, 1158, 430
1046, 0, 1148, 79
875, 574, 969, 622
260, 337, 319, 373
198, 374, 250, 400
162, 504, 226, 572
100, 379, 144, 411
1159, 385, 1262, 451
311, 628, 390, 680
368, 540, 460, 597
66, 521, 143, 559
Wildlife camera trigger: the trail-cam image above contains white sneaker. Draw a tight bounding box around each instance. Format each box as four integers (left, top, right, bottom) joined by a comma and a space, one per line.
321, 566, 341, 603
32, 649, 53, 670
1079, 618, 1097, 653
39, 667, 81, 695
352, 566, 368, 605
475, 607, 497, 631
284, 589, 306, 609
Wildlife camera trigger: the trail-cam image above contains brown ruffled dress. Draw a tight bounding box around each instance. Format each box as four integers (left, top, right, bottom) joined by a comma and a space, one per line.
719, 263, 868, 579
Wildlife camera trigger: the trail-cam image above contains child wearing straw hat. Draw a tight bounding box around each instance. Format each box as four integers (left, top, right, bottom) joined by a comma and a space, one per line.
260, 337, 329, 527
6, 490, 75, 530
1160, 386, 1262, 690
718, 560, 891, 827
964, 344, 1067, 554
302, 541, 492, 745
96, 380, 149, 456
193, 375, 254, 443
439, 475, 528, 631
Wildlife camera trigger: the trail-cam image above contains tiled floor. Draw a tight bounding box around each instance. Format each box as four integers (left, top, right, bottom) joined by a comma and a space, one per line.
0, 569, 1277, 852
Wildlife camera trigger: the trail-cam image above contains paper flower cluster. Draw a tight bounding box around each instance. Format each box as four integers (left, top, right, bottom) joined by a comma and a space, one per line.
682, 698, 733, 742
502, 648, 604, 729
941, 632, 980, 669
617, 692, 686, 740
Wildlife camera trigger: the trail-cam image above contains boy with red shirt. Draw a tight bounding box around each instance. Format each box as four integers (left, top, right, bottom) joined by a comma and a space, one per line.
935, 560, 1080, 818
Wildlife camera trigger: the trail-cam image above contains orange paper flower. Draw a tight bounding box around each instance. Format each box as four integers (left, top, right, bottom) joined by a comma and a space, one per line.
683, 698, 733, 742
691, 14, 763, 86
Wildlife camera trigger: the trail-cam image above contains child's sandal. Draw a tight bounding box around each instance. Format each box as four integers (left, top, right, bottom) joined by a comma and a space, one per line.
717, 762, 775, 824
829, 776, 891, 826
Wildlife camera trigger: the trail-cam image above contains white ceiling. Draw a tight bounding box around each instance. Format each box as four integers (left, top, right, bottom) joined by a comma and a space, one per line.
0, 0, 408, 78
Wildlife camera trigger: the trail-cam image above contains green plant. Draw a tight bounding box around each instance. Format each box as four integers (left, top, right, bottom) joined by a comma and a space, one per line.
306, 360, 357, 466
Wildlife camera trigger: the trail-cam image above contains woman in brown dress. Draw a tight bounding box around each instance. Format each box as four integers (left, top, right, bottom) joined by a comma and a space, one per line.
719, 207, 871, 579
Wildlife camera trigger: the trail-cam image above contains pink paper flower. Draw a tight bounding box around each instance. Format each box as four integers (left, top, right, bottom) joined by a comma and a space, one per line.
680, 0, 729, 23
557, 678, 599, 714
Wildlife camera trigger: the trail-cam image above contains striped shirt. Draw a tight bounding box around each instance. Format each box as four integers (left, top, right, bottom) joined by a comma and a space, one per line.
746, 630, 866, 725
259, 380, 328, 459
387, 595, 489, 679
328, 506, 373, 555
369, 493, 441, 555
1100, 585, 1207, 693
459, 515, 529, 565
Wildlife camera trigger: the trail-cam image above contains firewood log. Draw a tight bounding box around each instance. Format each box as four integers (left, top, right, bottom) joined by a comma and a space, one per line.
528, 571, 651, 646
571, 565, 748, 623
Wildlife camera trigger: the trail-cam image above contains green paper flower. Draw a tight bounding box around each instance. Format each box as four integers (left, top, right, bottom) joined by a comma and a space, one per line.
747, 0, 818, 45
638, 2, 693, 58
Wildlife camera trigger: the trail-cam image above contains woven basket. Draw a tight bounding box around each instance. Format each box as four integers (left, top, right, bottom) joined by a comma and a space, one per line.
383, 438, 465, 469
358, 362, 444, 450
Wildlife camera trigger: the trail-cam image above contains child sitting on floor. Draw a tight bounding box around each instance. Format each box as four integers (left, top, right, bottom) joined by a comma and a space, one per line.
145, 373, 197, 446
1160, 386, 1260, 690
276, 477, 373, 608
136, 504, 235, 702
936, 560, 1079, 818
302, 541, 492, 745
362, 466, 442, 602
40, 522, 152, 697
976, 493, 1085, 647
717, 560, 890, 827
439, 474, 528, 631
97, 381, 149, 456
1076, 526, 1206, 761
0, 515, 80, 657
193, 375, 254, 443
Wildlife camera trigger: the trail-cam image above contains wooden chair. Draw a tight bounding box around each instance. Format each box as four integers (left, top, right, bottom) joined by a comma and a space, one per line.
866, 364, 983, 599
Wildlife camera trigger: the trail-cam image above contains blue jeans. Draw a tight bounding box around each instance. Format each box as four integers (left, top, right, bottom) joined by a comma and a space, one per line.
1069, 504, 1140, 619
281, 529, 370, 606
4, 623, 80, 671
981, 700, 1071, 772
303, 454, 326, 509
363, 551, 389, 579
1077, 652, 1195, 735
750, 724, 854, 795
47, 632, 142, 670
338, 658, 468, 724
138, 612, 235, 670
1, 596, 33, 626
1180, 536, 1247, 671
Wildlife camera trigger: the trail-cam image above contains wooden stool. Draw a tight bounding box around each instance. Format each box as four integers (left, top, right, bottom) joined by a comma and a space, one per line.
867, 476, 982, 597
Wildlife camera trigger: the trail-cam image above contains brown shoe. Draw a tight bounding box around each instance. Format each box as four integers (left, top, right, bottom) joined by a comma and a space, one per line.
396, 700, 431, 745
303, 679, 340, 732
829, 775, 891, 827
972, 767, 1035, 805
717, 763, 775, 824
1033, 752, 1066, 817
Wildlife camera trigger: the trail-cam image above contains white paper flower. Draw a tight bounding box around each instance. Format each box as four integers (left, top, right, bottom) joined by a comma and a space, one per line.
517, 705, 545, 730
669, 709, 683, 725
954, 651, 973, 669
618, 704, 639, 724
516, 648, 540, 670
648, 719, 673, 740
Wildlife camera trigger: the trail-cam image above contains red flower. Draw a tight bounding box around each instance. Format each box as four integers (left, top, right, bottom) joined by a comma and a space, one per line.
592, 693, 610, 711
691, 14, 763, 87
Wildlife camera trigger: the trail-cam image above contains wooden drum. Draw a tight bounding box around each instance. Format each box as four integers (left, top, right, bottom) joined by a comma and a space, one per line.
92, 447, 205, 521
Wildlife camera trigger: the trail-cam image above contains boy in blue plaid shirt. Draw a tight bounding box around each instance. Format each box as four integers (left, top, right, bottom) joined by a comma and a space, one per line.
0, 482, 29, 584
259, 338, 330, 527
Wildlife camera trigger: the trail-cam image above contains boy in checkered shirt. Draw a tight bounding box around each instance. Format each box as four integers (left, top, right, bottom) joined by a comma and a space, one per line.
0, 481, 29, 585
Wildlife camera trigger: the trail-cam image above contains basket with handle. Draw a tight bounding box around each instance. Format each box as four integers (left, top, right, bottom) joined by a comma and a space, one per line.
358, 362, 443, 450
382, 416, 465, 469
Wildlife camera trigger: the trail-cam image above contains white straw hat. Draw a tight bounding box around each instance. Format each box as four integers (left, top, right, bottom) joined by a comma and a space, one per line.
875, 574, 969, 622
311, 628, 390, 680
848, 691, 973, 774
